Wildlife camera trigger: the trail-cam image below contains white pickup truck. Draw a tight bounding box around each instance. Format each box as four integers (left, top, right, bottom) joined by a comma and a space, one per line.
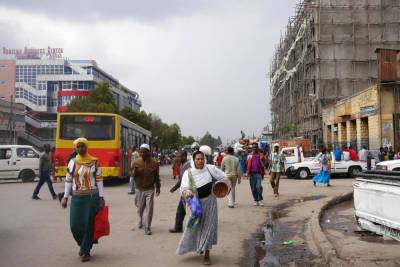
280, 146, 315, 176
287, 152, 373, 179
375, 160, 400, 171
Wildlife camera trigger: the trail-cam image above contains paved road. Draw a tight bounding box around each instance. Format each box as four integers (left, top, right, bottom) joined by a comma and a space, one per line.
0, 166, 356, 267
322, 200, 400, 266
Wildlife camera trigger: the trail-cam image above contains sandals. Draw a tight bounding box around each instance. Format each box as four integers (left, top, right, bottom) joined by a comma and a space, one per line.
81, 254, 91, 262
79, 251, 91, 262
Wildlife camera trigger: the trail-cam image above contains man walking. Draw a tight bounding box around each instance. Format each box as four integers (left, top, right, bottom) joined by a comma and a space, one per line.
32, 144, 57, 200
269, 143, 285, 197
169, 150, 191, 233
246, 143, 265, 206
128, 145, 139, 195
131, 144, 161, 235
221, 147, 241, 208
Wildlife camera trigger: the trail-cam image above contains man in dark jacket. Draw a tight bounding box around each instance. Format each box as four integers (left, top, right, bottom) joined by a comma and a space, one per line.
32, 144, 57, 200
131, 144, 160, 235
169, 150, 191, 233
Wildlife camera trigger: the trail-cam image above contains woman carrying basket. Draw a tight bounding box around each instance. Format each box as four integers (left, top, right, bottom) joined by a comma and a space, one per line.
176, 150, 228, 265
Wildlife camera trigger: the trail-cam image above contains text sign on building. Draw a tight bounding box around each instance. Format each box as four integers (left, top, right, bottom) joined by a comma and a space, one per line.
2, 46, 63, 59
360, 105, 377, 117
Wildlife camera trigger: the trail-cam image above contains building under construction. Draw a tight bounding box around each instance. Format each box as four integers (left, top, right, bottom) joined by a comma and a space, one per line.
270, 0, 400, 148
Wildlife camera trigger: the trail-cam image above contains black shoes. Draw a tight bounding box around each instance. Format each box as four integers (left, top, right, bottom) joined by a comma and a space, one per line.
32, 195, 41, 200
169, 228, 183, 233
144, 227, 152, 235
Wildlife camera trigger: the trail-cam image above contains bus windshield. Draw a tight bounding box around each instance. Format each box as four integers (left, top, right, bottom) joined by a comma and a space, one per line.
60, 115, 115, 140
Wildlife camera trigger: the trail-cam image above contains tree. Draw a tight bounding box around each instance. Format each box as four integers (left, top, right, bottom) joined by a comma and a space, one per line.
67, 82, 118, 113
278, 123, 296, 137
199, 131, 221, 149
181, 135, 196, 146
120, 107, 152, 130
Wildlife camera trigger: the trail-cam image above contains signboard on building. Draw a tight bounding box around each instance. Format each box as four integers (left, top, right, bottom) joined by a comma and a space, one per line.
360, 105, 377, 117
2, 46, 63, 59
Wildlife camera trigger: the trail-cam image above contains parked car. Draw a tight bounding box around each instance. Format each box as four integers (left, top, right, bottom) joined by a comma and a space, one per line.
0, 145, 40, 182
375, 160, 400, 171
288, 152, 374, 179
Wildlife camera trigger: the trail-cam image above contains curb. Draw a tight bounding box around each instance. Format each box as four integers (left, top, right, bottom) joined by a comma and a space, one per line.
309, 191, 353, 266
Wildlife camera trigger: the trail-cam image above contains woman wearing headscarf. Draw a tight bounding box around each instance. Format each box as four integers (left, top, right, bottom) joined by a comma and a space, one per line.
61, 138, 105, 262
313, 147, 331, 187
176, 150, 228, 265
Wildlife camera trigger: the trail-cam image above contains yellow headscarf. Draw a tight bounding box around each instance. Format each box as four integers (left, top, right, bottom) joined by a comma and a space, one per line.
73, 138, 97, 164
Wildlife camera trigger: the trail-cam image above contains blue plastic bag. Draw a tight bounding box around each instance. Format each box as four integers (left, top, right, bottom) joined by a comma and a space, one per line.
187, 195, 203, 217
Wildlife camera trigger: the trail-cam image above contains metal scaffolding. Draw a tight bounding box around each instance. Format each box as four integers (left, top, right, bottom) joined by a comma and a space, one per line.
270, 0, 400, 148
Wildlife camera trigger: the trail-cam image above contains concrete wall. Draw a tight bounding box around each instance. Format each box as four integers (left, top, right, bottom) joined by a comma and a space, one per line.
322, 85, 397, 153
0, 60, 16, 102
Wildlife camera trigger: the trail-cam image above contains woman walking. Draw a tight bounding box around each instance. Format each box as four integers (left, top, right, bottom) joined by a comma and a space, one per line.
61, 138, 105, 262
313, 147, 331, 187
172, 153, 181, 179
177, 150, 228, 265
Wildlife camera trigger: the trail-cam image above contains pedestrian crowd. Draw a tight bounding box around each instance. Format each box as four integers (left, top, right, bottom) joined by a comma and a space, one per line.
34, 139, 366, 265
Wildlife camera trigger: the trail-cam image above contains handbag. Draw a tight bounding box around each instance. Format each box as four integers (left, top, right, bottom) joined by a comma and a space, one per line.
94, 206, 110, 241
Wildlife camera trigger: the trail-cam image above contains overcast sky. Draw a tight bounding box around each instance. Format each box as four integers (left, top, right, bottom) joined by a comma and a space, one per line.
0, 0, 298, 143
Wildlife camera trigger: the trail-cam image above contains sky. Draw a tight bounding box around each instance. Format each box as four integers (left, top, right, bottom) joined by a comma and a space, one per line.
0, 0, 299, 143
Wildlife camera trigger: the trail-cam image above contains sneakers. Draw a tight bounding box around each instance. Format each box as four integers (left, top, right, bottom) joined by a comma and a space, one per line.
228, 205, 234, 208
32, 195, 41, 200
253, 201, 259, 206
259, 201, 265, 207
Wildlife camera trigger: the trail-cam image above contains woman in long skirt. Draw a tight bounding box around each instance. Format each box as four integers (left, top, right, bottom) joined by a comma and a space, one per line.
313, 147, 331, 187
61, 138, 106, 262
177, 150, 227, 265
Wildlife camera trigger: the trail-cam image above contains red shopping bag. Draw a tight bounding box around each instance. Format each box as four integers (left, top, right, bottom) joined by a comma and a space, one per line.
94, 206, 110, 241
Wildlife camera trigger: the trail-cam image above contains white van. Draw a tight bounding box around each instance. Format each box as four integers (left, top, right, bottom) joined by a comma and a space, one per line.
0, 145, 40, 182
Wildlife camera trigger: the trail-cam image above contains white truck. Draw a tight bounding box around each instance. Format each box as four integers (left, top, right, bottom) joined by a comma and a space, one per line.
278, 146, 315, 177
287, 152, 373, 179
375, 160, 400, 171
354, 170, 400, 241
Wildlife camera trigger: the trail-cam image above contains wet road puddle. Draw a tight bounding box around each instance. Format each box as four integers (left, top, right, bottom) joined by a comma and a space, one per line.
244, 197, 322, 267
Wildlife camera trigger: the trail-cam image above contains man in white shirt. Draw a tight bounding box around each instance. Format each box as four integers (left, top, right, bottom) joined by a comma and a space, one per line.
358, 146, 367, 161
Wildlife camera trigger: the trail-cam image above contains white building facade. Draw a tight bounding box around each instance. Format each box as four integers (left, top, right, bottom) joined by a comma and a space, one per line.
0, 56, 142, 147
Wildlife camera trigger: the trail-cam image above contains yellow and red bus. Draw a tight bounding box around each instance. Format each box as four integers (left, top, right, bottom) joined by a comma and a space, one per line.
54, 112, 152, 179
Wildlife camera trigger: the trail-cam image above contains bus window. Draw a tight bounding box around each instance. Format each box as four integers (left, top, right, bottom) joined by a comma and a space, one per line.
60, 115, 115, 140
